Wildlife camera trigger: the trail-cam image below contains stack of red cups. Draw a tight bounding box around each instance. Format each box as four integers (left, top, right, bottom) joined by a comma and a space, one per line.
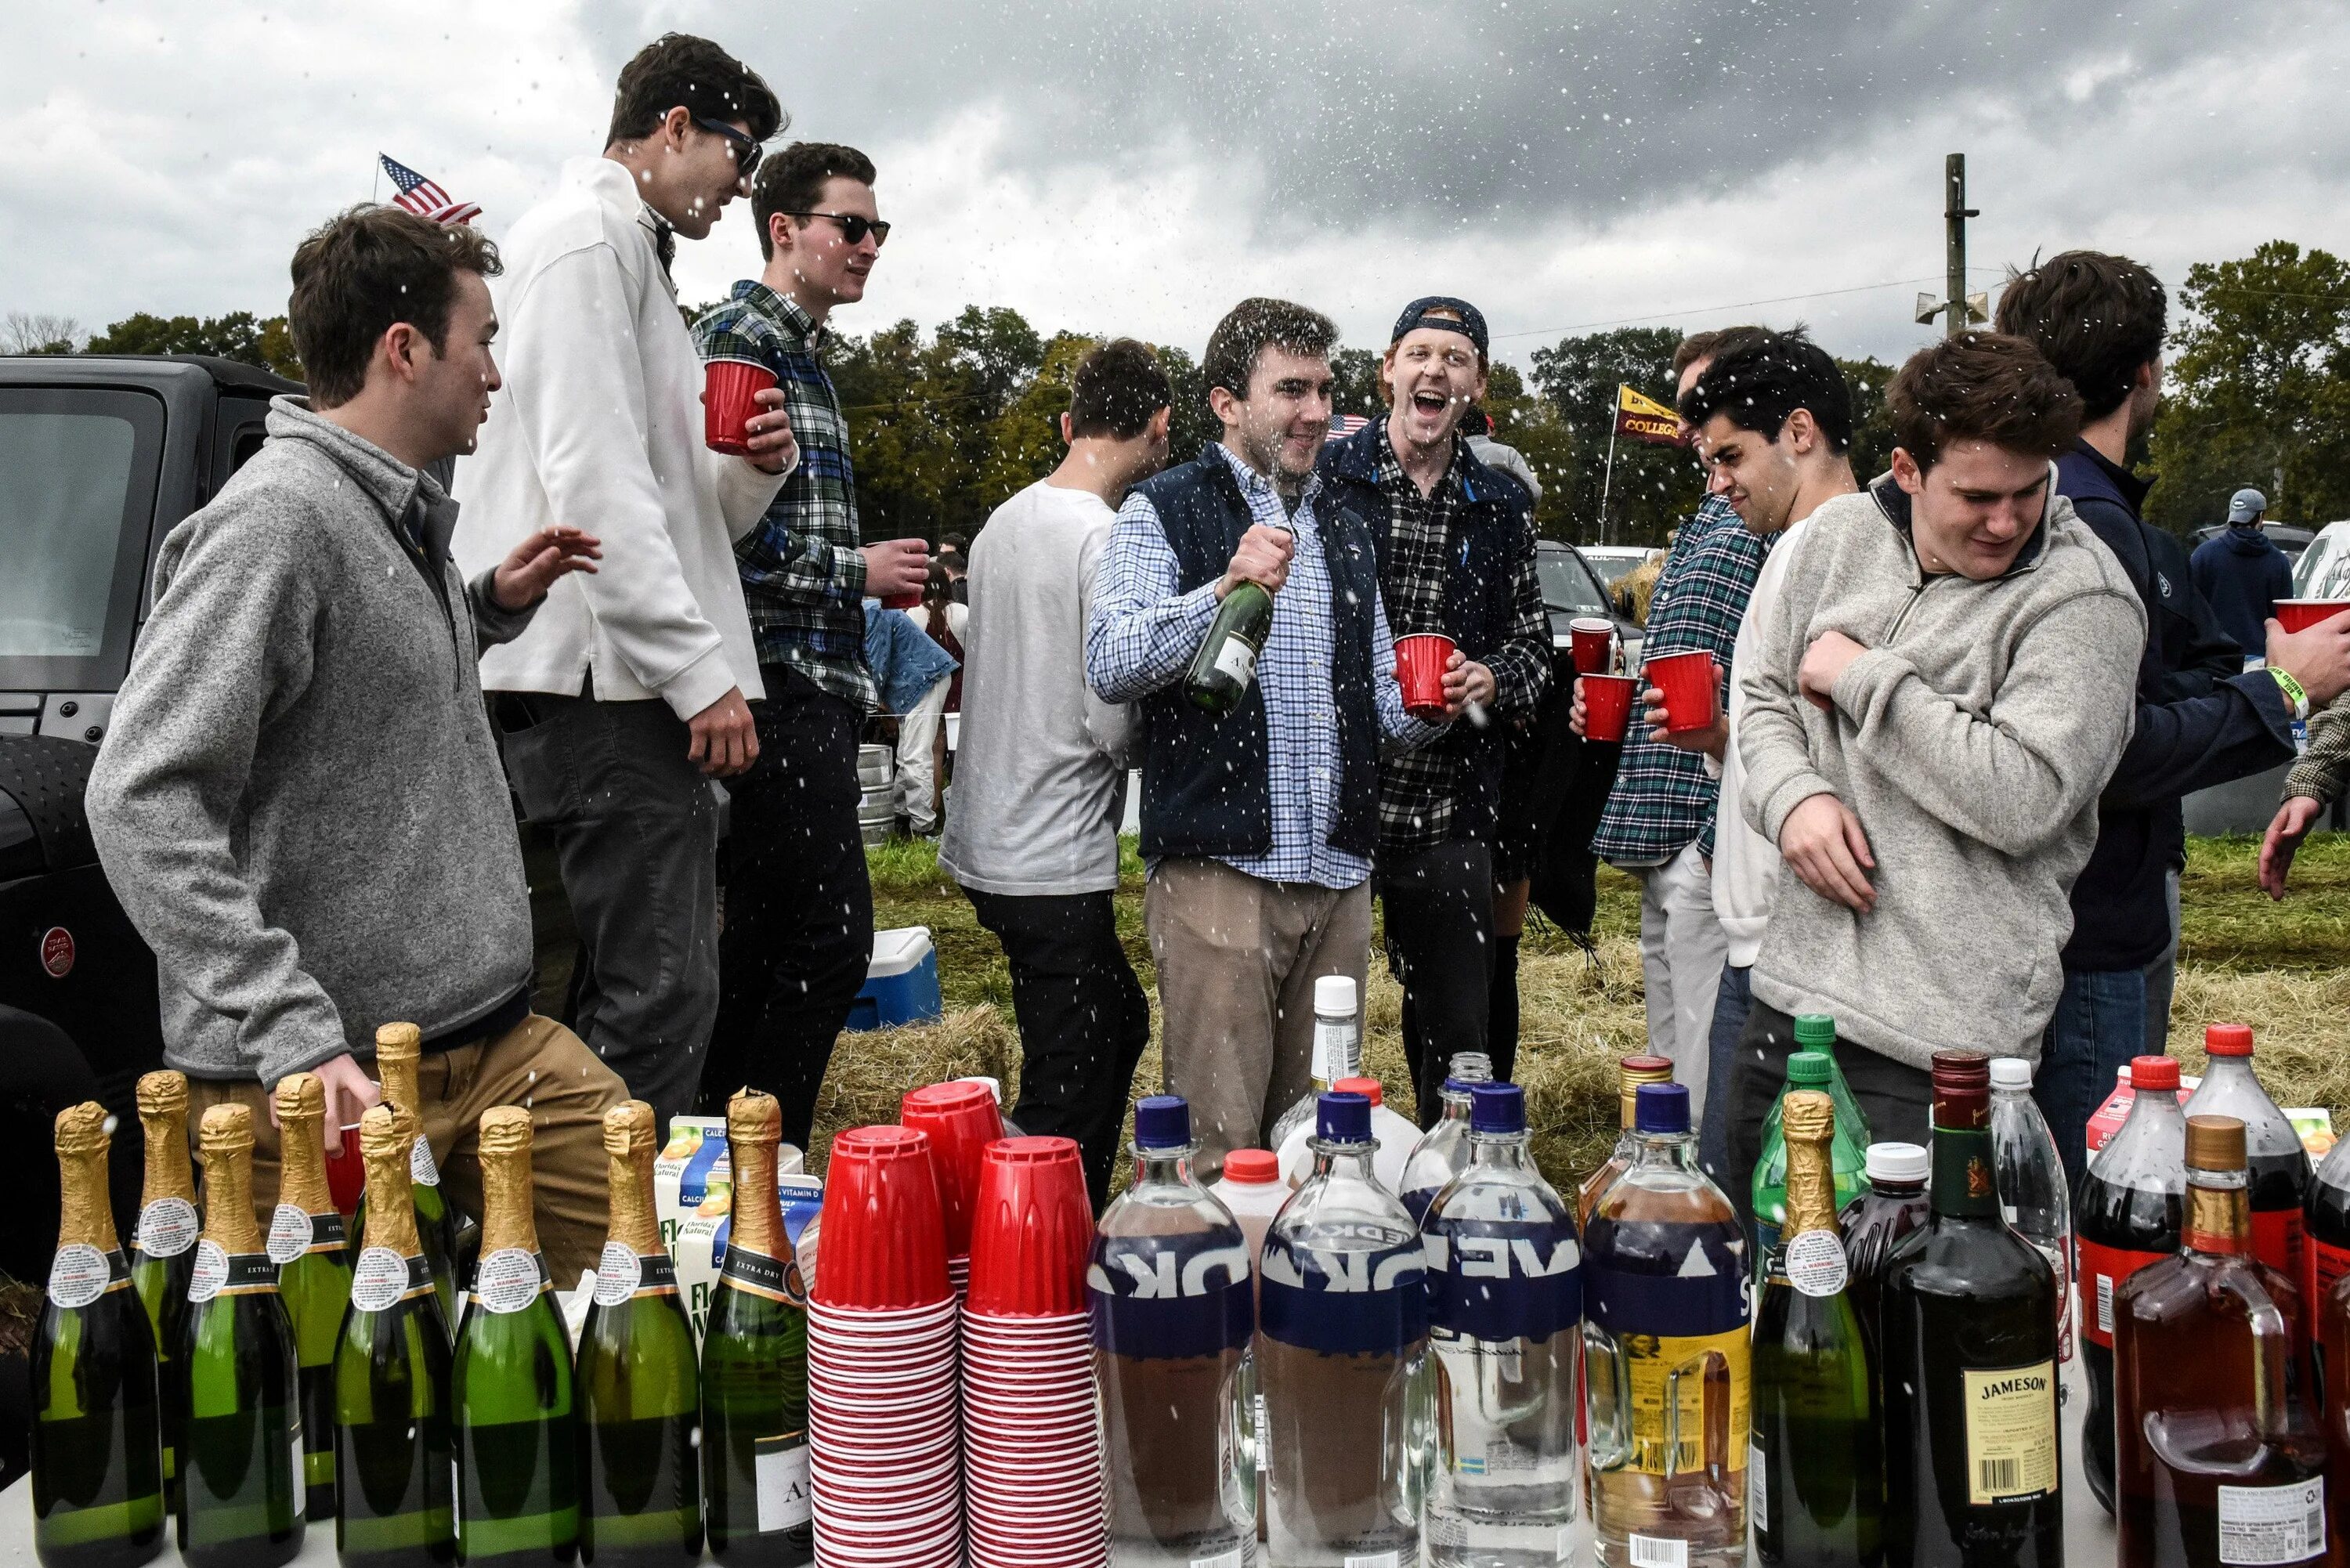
807, 1124, 961, 1567
961, 1135, 1108, 1567
902, 1078, 1004, 1300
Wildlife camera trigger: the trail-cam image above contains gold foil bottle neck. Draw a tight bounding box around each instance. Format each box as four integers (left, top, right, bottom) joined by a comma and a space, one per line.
136, 1070, 197, 1209
197, 1104, 265, 1255
373, 1022, 422, 1118
726, 1089, 783, 1259
476, 1106, 540, 1256
1781, 1090, 1841, 1241
727, 1089, 781, 1145
136, 1070, 188, 1120
603, 1101, 663, 1257
374, 1022, 422, 1063
356, 1105, 423, 1257
274, 1072, 336, 1218
54, 1102, 122, 1255
1782, 1089, 1835, 1147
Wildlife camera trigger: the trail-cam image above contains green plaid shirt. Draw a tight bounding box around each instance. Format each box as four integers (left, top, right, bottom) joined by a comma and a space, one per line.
692, 280, 876, 711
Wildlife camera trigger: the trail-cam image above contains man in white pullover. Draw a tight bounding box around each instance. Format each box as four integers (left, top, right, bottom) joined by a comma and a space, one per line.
452, 34, 797, 1130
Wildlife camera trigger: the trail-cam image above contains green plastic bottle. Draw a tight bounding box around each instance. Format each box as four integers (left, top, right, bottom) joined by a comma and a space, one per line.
1791, 1013, 1873, 1154
1752, 1048, 1870, 1266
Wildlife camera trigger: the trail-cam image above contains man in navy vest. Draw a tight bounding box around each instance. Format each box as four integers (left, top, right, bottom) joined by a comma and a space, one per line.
1088, 298, 1459, 1178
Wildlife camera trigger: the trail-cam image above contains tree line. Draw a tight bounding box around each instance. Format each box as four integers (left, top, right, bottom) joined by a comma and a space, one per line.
12, 239, 2346, 547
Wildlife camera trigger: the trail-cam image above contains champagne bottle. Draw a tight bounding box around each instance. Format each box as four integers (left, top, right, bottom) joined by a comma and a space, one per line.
577, 1101, 701, 1564
32, 1100, 164, 1568
128, 1071, 198, 1516
701, 1089, 812, 1566
454, 1105, 580, 1563
333, 1102, 456, 1565
1183, 573, 1275, 714
271, 1071, 352, 1522
178, 1104, 304, 1568
355, 1021, 461, 1322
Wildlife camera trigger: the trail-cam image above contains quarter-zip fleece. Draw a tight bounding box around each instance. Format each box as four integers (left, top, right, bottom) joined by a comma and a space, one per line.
1736, 474, 2145, 1071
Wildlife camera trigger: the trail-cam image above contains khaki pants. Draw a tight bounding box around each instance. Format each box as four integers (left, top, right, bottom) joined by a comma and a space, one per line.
186, 1013, 627, 1284
1144, 858, 1371, 1181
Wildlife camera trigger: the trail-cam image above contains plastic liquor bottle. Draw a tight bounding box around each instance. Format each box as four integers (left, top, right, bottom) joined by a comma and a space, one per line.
1838, 1142, 1930, 1358
2117, 1114, 2326, 1567
1751, 1091, 1879, 1566
269, 1072, 351, 1523
1209, 1149, 1289, 1277
1576, 1054, 1676, 1230
333, 1103, 456, 1566
1582, 1082, 1749, 1568
2304, 1107, 2350, 1321
1749, 1050, 1869, 1265
2078, 1053, 2189, 1515
32, 1101, 165, 1568
1988, 1058, 2075, 1375
452, 1107, 579, 1562
1304, 1076, 1418, 1196
1089, 1094, 1257, 1566
128, 1069, 197, 1518
577, 1100, 701, 1564
356, 1021, 462, 1324
2184, 1024, 2310, 1300
1878, 1051, 2062, 1566
1185, 566, 1278, 715
1398, 1052, 1496, 1224
1421, 1082, 1582, 1566
1260, 1090, 1426, 1566
2316, 1201, 2350, 1552
178, 1104, 304, 1568
1269, 975, 1362, 1165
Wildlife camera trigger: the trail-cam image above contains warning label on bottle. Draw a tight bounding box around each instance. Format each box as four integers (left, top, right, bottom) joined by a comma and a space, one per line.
472, 1248, 540, 1314
2217, 1477, 2324, 1565
1784, 1230, 1849, 1298
1312, 1020, 1350, 1082
1213, 634, 1256, 687
594, 1244, 641, 1305
136, 1197, 199, 1259
1961, 1360, 2058, 1505
349, 1248, 408, 1312
410, 1136, 440, 1187
47, 1243, 112, 1310
186, 1240, 231, 1302
268, 1204, 313, 1265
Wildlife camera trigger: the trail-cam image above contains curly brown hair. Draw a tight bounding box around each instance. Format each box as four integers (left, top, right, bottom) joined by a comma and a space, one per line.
1887, 332, 2083, 474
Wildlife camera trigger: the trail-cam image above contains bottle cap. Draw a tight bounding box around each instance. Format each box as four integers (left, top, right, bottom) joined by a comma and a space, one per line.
1470, 1082, 1526, 1135
1314, 975, 1358, 1017
1792, 1013, 1837, 1048
2130, 1054, 2181, 1090
1930, 1050, 1990, 1128
1221, 1149, 1280, 1184
1866, 1141, 1929, 1183
1448, 1051, 1494, 1083
2204, 1023, 2254, 1057
1441, 1078, 1474, 1097
1989, 1057, 2034, 1090
602, 1100, 658, 1157
1133, 1094, 1191, 1150
1634, 1082, 1690, 1134
1618, 1053, 1675, 1084
1786, 1050, 1834, 1086
1317, 1090, 1372, 1142
2185, 1113, 2247, 1172
1333, 1076, 1384, 1108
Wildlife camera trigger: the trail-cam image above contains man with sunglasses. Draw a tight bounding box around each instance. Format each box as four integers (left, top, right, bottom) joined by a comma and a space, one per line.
691, 143, 930, 1149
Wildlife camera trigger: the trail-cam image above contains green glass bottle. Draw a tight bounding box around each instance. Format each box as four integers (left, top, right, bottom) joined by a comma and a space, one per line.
352, 1021, 462, 1324
128, 1071, 197, 1518
577, 1101, 702, 1564
32, 1100, 165, 1568
1751, 1049, 1870, 1264
701, 1089, 812, 1566
1751, 1090, 1882, 1566
1183, 575, 1276, 715
177, 1104, 304, 1568
334, 1102, 457, 1565
454, 1104, 579, 1563
269, 1071, 352, 1522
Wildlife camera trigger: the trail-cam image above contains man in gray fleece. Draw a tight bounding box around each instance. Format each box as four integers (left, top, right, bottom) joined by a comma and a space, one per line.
1724, 332, 2144, 1192
86, 205, 626, 1281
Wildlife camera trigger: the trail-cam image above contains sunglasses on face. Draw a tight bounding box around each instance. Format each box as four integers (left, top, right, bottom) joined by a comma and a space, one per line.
785, 211, 891, 248
692, 116, 764, 182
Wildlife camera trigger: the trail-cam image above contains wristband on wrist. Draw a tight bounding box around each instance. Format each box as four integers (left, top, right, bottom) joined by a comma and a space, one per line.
2270, 665, 2311, 721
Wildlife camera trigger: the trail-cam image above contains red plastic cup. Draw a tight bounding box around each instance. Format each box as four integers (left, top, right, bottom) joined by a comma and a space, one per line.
1580, 673, 1637, 742
1569, 616, 1616, 675
1394, 632, 1455, 718
2275, 599, 2350, 634
325, 1122, 366, 1215
899, 1079, 1004, 1259
811, 1125, 950, 1310
965, 1136, 1093, 1317
1646, 649, 1720, 733
703, 357, 778, 456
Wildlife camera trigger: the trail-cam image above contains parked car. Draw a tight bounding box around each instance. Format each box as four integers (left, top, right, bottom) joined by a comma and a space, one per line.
2291, 519, 2350, 598
1535, 540, 1643, 670
2195, 520, 2316, 570
1575, 544, 1656, 588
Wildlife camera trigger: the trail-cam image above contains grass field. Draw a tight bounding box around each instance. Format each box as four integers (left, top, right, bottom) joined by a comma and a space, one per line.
818, 832, 2350, 1195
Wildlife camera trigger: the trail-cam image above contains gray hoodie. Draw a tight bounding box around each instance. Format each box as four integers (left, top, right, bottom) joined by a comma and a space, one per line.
1737, 475, 2145, 1071
88, 398, 539, 1085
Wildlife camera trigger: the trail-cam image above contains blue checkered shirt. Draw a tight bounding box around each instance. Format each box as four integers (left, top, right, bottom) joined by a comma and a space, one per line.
1589, 494, 1768, 865
1087, 444, 1441, 889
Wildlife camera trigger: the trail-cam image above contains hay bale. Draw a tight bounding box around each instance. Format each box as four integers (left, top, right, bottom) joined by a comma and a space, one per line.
809, 1006, 1022, 1172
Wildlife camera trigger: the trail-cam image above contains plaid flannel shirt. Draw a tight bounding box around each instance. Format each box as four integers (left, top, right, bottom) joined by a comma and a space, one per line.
692, 280, 877, 711
1589, 494, 1767, 865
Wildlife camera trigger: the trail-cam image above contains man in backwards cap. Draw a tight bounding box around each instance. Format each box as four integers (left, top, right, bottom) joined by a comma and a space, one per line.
1318, 298, 1549, 1126
2190, 486, 2294, 664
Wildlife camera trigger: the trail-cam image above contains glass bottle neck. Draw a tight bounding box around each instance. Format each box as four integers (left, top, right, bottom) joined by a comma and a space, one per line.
1308, 1141, 1379, 1182
1468, 1133, 1531, 1171
2184, 1169, 2252, 1255
1929, 1124, 2001, 1220
1630, 1129, 1698, 1172
1134, 1147, 1198, 1189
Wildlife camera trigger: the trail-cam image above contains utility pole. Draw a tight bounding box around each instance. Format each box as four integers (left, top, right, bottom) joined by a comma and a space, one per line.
1944, 154, 1976, 338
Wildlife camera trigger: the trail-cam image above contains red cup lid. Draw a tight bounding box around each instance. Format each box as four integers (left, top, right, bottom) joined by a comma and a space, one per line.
2129, 1054, 2181, 1089
1221, 1148, 1279, 1183
1332, 1076, 1384, 1108
2204, 1022, 2254, 1057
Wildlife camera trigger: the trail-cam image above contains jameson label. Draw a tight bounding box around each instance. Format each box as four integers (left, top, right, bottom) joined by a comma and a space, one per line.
2217, 1476, 2324, 1565
47, 1244, 125, 1310
350, 1248, 434, 1312
136, 1196, 200, 1259
472, 1248, 541, 1314
721, 1243, 806, 1306
1962, 1360, 2059, 1505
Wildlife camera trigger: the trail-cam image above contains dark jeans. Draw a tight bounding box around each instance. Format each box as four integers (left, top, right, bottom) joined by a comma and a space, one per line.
964, 887, 1152, 1209
2034, 966, 2149, 1199
2142, 866, 2182, 1057
700, 666, 873, 1151
1698, 963, 1752, 1188
1726, 998, 1932, 1234
1377, 838, 1499, 1129
500, 690, 719, 1134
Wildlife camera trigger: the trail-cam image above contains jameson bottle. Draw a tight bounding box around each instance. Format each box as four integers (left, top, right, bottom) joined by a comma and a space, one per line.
179, 1104, 304, 1568
1184, 556, 1278, 715
1751, 1091, 1879, 1566
271, 1071, 351, 1523
1576, 1053, 1676, 1229
358, 1021, 461, 1323
702, 1089, 813, 1566
577, 1101, 702, 1564
2077, 1053, 2186, 1514
454, 1106, 579, 1563
32, 1101, 164, 1568
2117, 1115, 2326, 1568
1879, 1051, 2061, 1566
334, 1102, 457, 1565
128, 1070, 198, 1516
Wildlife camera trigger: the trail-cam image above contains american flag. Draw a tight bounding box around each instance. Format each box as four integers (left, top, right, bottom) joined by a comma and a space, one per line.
1329, 414, 1372, 437
379, 154, 482, 226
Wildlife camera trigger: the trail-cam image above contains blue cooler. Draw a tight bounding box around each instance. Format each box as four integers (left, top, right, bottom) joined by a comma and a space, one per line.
845, 926, 942, 1031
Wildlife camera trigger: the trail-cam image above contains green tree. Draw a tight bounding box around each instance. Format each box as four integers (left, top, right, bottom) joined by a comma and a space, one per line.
1838, 356, 1896, 482
1528, 326, 1704, 547
1330, 346, 1383, 418
86, 310, 302, 378
1480, 361, 1582, 540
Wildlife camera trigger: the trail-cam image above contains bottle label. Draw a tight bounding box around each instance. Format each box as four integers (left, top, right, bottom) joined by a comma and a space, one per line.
291, 1431, 306, 1517
188, 1245, 278, 1302
2309, 1236, 2350, 1317
2252, 1208, 2306, 1287
1628, 1535, 1690, 1568
410, 1135, 439, 1188
2217, 1476, 2324, 1565
1341, 1555, 1401, 1568
592, 1243, 681, 1305
1748, 1437, 1768, 1533
1213, 634, 1256, 687
1087, 1233, 1253, 1358
46, 1243, 125, 1309
720, 1242, 808, 1306
136, 1196, 199, 1259
1313, 1019, 1354, 1082
472, 1247, 541, 1313
1622, 1325, 1752, 1479
350, 1248, 434, 1311
1260, 1228, 1427, 1355
1255, 1391, 1268, 1473
1191, 1552, 1247, 1568
310, 1212, 348, 1252
753, 1433, 812, 1532
2077, 1237, 2172, 1349
1422, 1216, 1582, 1340
267, 1204, 313, 1264
1961, 1360, 2058, 1505
1784, 1230, 1849, 1299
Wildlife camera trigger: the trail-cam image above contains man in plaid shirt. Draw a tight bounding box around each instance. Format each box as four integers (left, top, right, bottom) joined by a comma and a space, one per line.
692, 142, 931, 1149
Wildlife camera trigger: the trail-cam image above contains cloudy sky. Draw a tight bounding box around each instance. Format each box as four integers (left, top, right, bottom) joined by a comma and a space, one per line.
5, 0, 2342, 370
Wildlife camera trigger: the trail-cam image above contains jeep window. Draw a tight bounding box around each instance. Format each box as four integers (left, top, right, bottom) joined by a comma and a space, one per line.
1537, 547, 1612, 619
0, 387, 166, 692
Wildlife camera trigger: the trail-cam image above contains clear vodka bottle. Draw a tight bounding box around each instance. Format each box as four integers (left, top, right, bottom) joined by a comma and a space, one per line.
1400, 1053, 1495, 1225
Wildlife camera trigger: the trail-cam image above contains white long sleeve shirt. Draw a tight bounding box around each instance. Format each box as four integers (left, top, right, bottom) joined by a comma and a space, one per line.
453, 157, 789, 717
1708, 512, 1811, 970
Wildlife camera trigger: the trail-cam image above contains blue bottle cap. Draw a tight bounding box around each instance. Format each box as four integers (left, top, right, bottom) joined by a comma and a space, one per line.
1469, 1082, 1525, 1134
1317, 1090, 1372, 1142
1634, 1082, 1691, 1134
1133, 1094, 1190, 1150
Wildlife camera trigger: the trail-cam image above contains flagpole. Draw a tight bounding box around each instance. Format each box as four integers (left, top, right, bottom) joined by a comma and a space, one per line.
1597, 409, 1621, 548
